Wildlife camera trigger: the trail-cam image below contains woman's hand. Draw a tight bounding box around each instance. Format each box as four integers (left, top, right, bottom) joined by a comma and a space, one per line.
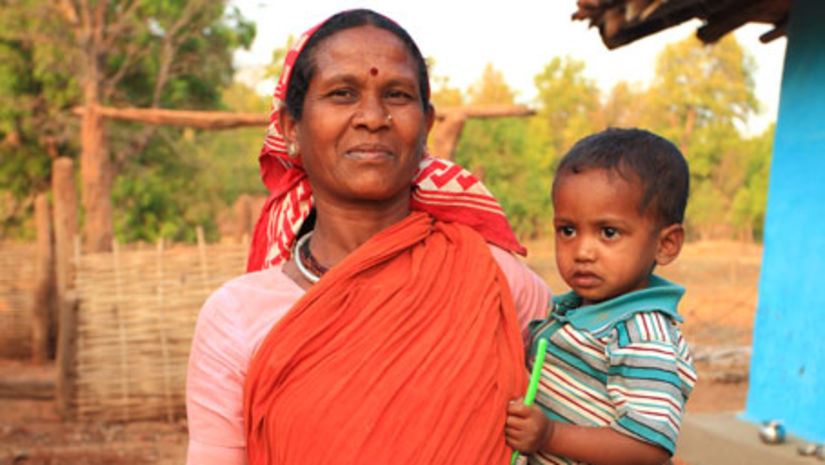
505, 398, 555, 453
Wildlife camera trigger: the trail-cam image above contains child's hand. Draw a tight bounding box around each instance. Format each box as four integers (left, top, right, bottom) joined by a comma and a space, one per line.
505, 398, 554, 454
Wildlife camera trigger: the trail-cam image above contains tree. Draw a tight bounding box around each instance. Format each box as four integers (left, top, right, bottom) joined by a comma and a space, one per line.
641, 35, 758, 151
467, 62, 516, 106
0, 0, 254, 248
454, 64, 553, 239
729, 124, 773, 241
0, 1, 78, 238
641, 35, 759, 239
597, 81, 646, 129
428, 56, 464, 108
533, 56, 601, 155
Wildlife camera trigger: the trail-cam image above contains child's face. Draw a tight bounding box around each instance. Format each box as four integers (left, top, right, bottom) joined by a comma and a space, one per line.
553, 168, 664, 305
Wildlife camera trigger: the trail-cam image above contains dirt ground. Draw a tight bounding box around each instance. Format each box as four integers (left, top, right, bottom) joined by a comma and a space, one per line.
0, 240, 759, 464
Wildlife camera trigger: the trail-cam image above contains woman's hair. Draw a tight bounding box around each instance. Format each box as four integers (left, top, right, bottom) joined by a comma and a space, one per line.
552, 128, 690, 225
284, 9, 430, 120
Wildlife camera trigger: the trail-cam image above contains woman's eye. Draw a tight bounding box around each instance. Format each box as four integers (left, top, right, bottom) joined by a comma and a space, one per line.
329, 89, 356, 100
601, 227, 619, 240
556, 226, 576, 238
386, 89, 413, 102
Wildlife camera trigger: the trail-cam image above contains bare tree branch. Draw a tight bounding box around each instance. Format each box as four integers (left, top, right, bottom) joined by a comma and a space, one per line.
150, 0, 207, 106
93, 0, 107, 44
102, 0, 141, 48
78, 0, 91, 32
51, 0, 80, 26
112, 125, 156, 175
102, 38, 150, 101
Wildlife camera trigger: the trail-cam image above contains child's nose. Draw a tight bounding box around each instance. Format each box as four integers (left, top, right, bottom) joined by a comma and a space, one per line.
574, 237, 597, 262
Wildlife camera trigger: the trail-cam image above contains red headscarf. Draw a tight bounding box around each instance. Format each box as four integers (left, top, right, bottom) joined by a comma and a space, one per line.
246, 13, 526, 272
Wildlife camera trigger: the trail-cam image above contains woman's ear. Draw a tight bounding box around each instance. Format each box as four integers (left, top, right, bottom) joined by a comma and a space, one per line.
278, 108, 300, 151
655, 223, 685, 267
425, 103, 435, 134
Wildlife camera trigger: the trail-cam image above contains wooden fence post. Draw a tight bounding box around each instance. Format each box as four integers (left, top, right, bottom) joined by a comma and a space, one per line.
113, 239, 130, 420
52, 157, 77, 319
53, 158, 77, 411
31, 193, 55, 364
155, 239, 174, 421
56, 235, 81, 418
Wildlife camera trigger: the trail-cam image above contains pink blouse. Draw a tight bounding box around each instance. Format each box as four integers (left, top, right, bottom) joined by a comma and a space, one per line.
185, 245, 550, 465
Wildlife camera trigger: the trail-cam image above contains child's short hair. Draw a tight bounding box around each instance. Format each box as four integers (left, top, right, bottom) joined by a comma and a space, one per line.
553, 128, 690, 225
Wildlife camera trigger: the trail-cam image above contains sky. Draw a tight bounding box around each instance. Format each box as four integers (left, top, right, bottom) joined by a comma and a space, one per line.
229, 1, 787, 135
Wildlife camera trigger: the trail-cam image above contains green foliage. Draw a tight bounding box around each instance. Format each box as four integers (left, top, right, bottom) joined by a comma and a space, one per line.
468, 63, 516, 105
640, 35, 760, 239
454, 64, 553, 239
728, 125, 773, 240
0, 1, 255, 241
533, 56, 601, 154
0, 3, 774, 245
428, 56, 463, 108
263, 35, 295, 83
111, 83, 269, 243
453, 35, 770, 242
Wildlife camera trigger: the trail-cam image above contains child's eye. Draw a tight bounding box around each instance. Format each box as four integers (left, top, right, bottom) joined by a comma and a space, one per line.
556, 226, 576, 238
601, 227, 619, 240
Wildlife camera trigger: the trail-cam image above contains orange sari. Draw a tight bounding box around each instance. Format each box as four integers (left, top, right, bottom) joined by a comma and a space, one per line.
243, 212, 527, 464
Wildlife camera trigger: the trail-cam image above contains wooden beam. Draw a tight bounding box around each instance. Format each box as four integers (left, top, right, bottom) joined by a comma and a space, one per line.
72, 106, 269, 129
760, 16, 788, 43
0, 378, 55, 399
431, 114, 467, 161
437, 104, 535, 120
73, 104, 534, 129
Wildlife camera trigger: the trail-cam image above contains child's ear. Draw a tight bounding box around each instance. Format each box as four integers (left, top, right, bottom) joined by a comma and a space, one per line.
655, 223, 684, 267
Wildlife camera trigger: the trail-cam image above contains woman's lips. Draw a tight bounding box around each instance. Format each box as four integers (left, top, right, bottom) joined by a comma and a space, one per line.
345, 150, 392, 161
345, 145, 393, 161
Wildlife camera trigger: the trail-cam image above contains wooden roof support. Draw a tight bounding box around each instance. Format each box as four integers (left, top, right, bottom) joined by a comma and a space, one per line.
572, 0, 791, 49
73, 104, 534, 160
760, 16, 788, 43
696, 0, 779, 43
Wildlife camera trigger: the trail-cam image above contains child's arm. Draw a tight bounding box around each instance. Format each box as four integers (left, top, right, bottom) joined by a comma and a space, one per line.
505, 401, 669, 465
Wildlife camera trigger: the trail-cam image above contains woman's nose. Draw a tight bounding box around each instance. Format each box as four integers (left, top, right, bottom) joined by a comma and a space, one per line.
353, 94, 390, 130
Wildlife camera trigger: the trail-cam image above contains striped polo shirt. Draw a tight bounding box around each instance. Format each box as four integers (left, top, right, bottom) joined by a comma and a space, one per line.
526, 275, 697, 465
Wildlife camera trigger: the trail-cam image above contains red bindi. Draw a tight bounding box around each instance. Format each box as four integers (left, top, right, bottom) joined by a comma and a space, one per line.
370, 67, 378, 76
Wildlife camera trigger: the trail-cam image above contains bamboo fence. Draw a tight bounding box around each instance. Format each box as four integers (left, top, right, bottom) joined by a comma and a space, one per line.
71, 233, 248, 421
0, 242, 37, 358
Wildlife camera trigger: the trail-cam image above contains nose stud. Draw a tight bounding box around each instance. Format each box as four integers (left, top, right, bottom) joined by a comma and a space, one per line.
386, 114, 393, 123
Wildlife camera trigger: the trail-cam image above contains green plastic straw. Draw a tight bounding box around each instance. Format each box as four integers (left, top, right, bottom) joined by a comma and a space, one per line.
510, 338, 548, 465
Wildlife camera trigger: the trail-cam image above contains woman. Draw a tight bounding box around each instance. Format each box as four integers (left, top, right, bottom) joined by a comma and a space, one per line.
186, 9, 550, 465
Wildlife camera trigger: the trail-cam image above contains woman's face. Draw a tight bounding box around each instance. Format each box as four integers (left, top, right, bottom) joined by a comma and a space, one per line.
281, 25, 434, 207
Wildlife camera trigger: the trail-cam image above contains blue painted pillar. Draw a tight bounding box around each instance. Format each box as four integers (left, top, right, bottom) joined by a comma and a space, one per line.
744, 0, 825, 442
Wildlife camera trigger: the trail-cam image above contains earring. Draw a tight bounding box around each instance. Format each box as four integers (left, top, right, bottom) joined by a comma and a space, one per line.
287, 143, 297, 158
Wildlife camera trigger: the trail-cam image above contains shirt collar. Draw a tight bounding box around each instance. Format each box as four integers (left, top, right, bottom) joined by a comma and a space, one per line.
551, 274, 685, 338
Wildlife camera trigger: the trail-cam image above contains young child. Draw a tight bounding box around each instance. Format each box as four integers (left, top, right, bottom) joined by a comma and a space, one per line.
505, 128, 697, 465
